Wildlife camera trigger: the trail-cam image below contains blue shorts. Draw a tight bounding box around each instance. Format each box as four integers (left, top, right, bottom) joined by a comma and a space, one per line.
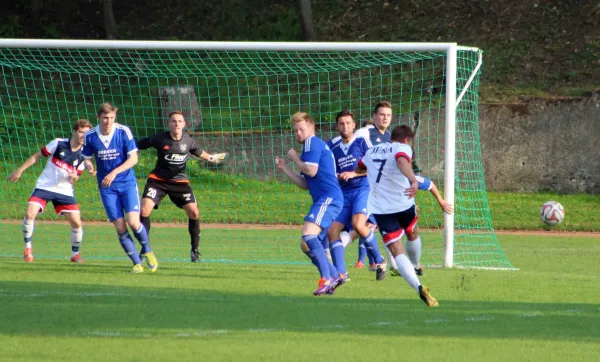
416, 175, 432, 191
28, 188, 79, 215
335, 188, 370, 230
304, 196, 343, 233
99, 182, 140, 222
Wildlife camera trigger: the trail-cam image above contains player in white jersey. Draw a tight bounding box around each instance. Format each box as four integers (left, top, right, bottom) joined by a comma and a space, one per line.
8, 119, 94, 263
356, 125, 439, 306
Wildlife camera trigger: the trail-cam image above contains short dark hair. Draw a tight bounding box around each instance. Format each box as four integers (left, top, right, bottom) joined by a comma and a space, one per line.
335, 110, 355, 123
73, 119, 92, 131
361, 119, 374, 127
391, 125, 415, 142
168, 110, 185, 119
373, 101, 392, 115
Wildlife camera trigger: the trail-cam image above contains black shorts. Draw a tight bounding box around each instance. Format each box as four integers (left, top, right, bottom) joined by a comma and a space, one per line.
373, 205, 418, 246
142, 178, 196, 209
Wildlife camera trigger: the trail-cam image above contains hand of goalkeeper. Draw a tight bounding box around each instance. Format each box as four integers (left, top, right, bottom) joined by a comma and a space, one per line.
208, 152, 228, 164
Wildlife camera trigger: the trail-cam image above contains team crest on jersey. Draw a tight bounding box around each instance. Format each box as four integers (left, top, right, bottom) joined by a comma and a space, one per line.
73, 159, 79, 166
180, 144, 187, 152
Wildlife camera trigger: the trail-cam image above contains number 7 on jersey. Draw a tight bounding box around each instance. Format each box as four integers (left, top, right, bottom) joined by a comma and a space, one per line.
373, 159, 387, 183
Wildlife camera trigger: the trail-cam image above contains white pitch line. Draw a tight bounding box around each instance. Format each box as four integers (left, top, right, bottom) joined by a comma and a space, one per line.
465, 316, 496, 322
425, 318, 449, 324
0, 289, 226, 302
518, 312, 543, 318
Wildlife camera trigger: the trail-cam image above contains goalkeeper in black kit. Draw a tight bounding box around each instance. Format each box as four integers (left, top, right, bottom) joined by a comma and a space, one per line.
137, 110, 227, 262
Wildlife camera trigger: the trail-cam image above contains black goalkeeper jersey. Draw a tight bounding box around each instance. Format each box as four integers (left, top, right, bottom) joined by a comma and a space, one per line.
137, 131, 203, 182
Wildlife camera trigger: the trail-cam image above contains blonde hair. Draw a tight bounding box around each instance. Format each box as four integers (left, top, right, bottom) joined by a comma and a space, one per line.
73, 119, 92, 131
291, 112, 314, 125
97, 102, 119, 116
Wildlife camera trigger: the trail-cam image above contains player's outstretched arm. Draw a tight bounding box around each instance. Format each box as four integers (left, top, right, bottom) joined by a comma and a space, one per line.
8, 151, 43, 182
429, 181, 454, 214
199, 150, 228, 164
135, 137, 153, 151
275, 156, 308, 190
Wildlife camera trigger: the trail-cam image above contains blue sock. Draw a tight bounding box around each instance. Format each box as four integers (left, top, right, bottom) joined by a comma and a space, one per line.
330, 240, 347, 276
321, 236, 340, 279
132, 225, 151, 254
118, 232, 142, 265
303, 234, 330, 280
363, 230, 385, 264
303, 250, 319, 268
358, 239, 367, 263
365, 243, 376, 265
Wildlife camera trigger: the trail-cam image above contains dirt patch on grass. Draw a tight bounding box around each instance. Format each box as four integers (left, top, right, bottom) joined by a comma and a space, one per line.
2, 220, 599, 237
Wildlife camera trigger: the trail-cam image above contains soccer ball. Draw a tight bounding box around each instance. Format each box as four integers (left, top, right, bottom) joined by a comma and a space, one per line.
540, 201, 565, 225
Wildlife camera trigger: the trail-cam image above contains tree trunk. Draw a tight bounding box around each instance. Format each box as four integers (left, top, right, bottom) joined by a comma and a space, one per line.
158, 87, 202, 131
296, 0, 316, 41
103, 0, 118, 39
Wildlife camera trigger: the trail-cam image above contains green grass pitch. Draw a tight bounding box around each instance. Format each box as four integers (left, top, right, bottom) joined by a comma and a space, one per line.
0, 230, 599, 361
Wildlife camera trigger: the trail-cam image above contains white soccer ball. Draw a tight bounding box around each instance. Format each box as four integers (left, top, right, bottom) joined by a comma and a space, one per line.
540, 201, 565, 225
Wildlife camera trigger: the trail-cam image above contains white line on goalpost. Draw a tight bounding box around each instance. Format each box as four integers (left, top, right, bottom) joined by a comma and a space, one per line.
0, 39, 486, 269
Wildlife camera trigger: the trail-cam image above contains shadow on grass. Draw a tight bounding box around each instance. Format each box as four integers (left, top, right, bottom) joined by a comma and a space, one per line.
0, 276, 598, 341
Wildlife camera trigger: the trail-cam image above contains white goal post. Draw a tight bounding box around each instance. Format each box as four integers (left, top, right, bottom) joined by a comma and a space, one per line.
0, 39, 485, 268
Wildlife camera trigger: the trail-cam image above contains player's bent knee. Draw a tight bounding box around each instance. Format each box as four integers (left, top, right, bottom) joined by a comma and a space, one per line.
301, 221, 321, 236
187, 209, 200, 220
388, 240, 406, 256
69, 219, 82, 229
299, 239, 309, 252
406, 230, 419, 240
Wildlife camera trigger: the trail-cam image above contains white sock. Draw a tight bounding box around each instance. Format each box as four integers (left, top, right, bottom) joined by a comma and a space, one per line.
23, 218, 34, 249
71, 228, 83, 256
340, 231, 352, 248
325, 248, 332, 263
394, 253, 421, 293
386, 245, 398, 269
406, 236, 422, 269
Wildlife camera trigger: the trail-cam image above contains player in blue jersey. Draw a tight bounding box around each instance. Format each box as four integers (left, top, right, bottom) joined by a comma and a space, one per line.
275, 112, 344, 296
326, 110, 388, 281
82, 102, 158, 273
353, 101, 393, 269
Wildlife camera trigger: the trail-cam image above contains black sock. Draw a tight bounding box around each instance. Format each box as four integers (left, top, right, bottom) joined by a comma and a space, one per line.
189, 218, 200, 252
140, 216, 151, 240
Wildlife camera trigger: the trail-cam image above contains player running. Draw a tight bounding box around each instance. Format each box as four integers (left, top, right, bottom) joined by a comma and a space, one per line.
136, 110, 226, 262
356, 125, 439, 307
326, 110, 387, 281
8, 119, 93, 263
275, 112, 344, 296
82, 102, 157, 273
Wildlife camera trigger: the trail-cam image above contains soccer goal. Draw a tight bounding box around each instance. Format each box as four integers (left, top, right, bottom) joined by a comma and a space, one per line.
0, 39, 514, 270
